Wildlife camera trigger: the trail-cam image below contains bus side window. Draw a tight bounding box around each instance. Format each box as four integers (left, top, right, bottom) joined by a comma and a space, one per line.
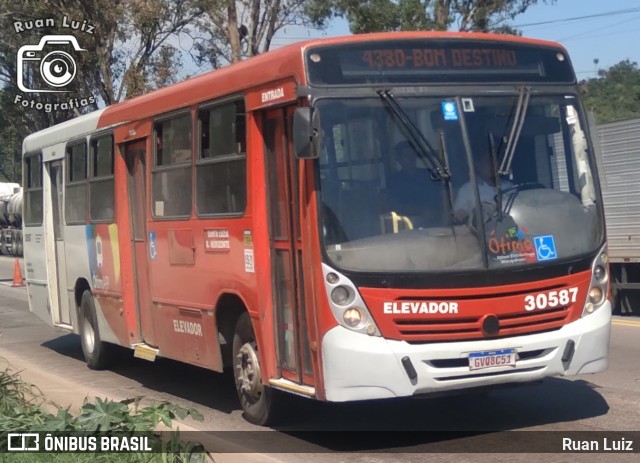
89, 135, 115, 222
24, 152, 43, 226
195, 99, 246, 216
152, 113, 193, 218
66, 141, 87, 224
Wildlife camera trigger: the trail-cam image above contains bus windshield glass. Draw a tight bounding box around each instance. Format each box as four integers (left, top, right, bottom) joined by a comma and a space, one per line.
316, 94, 604, 273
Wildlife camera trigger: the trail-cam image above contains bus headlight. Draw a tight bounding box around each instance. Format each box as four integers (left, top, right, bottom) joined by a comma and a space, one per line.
331, 286, 352, 306
322, 264, 381, 336
593, 265, 606, 281
343, 308, 364, 327
582, 244, 609, 317
588, 287, 604, 304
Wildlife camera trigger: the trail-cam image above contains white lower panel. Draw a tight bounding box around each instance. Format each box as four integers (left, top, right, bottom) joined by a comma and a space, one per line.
322, 302, 611, 401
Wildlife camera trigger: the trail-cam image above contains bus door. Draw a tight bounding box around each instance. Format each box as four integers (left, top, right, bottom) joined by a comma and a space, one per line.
263, 107, 315, 387
123, 140, 156, 346
47, 159, 71, 326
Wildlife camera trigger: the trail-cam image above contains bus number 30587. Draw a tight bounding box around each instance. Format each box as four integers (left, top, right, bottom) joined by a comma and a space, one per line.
524, 288, 578, 311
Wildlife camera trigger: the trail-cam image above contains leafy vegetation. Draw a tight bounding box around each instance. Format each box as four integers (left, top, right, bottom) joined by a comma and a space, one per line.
583, 60, 640, 124
0, 0, 335, 177
0, 365, 208, 462
306, 0, 556, 34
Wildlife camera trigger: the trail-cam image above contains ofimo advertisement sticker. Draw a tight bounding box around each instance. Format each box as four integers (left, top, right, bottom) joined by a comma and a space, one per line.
12, 17, 97, 113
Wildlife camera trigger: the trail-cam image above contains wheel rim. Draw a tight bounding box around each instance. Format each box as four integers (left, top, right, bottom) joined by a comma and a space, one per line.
83, 316, 95, 353
235, 341, 264, 404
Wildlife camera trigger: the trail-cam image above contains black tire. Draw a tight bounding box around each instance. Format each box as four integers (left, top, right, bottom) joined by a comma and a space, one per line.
232, 312, 280, 426
17, 232, 23, 257
10, 234, 18, 256
79, 290, 112, 370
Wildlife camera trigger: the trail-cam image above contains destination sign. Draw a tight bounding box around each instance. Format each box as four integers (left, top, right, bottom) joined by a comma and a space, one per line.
306, 39, 576, 85
361, 47, 517, 69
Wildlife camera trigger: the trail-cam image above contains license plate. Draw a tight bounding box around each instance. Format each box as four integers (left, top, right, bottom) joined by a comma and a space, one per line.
468, 349, 517, 370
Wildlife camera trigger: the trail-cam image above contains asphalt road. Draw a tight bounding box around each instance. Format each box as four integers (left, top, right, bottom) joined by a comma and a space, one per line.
1, 255, 639, 463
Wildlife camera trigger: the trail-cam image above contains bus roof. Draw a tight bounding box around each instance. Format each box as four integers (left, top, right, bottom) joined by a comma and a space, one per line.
99, 31, 568, 129
300, 31, 566, 51
23, 109, 106, 154
24, 31, 568, 154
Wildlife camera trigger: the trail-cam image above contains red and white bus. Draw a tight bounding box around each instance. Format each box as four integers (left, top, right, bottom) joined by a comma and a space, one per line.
22, 32, 611, 425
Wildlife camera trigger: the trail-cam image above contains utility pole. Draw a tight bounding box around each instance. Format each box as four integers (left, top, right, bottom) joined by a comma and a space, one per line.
594, 58, 599, 78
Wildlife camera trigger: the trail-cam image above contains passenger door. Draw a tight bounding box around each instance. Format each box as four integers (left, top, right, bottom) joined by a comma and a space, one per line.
263, 108, 315, 387
47, 159, 71, 326
123, 140, 156, 346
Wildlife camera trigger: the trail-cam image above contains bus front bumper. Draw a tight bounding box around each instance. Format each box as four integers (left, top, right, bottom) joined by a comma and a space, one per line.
321, 302, 611, 402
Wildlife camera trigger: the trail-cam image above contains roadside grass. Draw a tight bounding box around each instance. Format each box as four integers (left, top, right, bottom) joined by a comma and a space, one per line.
0, 363, 208, 462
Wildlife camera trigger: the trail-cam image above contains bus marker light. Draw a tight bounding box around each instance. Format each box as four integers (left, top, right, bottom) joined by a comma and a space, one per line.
366, 324, 376, 336
326, 272, 339, 284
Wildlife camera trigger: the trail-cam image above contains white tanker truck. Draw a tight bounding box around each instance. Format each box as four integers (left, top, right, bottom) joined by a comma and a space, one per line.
0, 182, 23, 257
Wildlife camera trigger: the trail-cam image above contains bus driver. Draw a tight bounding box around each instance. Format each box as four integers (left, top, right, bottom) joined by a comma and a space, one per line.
453, 151, 513, 224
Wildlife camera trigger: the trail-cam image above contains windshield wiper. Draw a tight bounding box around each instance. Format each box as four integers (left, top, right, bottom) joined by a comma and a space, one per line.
438, 129, 457, 232
498, 86, 531, 176
489, 131, 503, 220
377, 89, 451, 181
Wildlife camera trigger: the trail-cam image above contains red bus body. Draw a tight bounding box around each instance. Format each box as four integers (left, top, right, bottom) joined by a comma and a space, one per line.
23, 32, 611, 424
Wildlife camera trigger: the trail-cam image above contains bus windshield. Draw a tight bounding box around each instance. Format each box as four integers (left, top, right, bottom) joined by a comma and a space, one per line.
316, 94, 604, 273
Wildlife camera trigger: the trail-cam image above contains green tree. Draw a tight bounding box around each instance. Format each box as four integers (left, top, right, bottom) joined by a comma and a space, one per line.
0, 0, 203, 119
193, 0, 321, 68
0, 91, 23, 182
307, 0, 555, 34
0, 0, 329, 177
583, 60, 640, 124
0, 0, 203, 175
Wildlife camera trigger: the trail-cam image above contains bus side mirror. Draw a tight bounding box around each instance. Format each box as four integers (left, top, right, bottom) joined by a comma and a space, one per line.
293, 107, 320, 159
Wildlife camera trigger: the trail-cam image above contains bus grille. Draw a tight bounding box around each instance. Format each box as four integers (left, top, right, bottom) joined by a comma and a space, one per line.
394, 306, 570, 344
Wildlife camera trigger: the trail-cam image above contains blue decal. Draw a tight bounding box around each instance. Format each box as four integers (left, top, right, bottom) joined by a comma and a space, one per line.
149, 231, 157, 260
534, 235, 557, 261
86, 224, 97, 279
441, 101, 458, 121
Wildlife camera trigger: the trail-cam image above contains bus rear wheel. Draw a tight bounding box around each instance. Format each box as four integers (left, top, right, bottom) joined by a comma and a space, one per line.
79, 290, 112, 370
232, 312, 279, 426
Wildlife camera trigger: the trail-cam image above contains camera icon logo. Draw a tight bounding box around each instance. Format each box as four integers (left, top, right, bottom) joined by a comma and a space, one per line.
17, 35, 86, 93
7, 433, 40, 451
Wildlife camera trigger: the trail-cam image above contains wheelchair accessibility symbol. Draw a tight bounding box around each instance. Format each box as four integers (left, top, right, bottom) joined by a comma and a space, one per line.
534, 235, 557, 261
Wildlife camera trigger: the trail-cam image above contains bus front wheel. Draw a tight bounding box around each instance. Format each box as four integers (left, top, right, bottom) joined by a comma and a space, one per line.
79, 290, 112, 370
232, 312, 279, 426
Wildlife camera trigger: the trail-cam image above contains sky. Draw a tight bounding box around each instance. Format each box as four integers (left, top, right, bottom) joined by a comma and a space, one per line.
269, 1, 640, 80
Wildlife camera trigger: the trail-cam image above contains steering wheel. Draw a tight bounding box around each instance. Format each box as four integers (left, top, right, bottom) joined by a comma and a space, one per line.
499, 182, 546, 195
466, 200, 499, 234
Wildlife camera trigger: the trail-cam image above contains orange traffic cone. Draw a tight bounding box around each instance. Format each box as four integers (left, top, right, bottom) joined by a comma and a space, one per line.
11, 259, 24, 287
